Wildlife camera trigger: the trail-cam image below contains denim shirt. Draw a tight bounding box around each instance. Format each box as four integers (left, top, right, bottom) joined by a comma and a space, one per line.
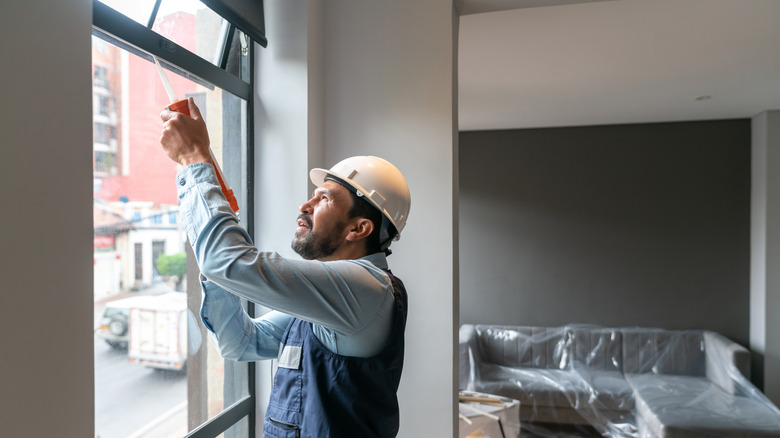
176, 163, 397, 359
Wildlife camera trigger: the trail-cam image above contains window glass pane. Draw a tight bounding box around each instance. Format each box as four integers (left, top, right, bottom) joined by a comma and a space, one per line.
225, 29, 251, 80
93, 34, 249, 437
98, 0, 158, 26
152, 0, 228, 67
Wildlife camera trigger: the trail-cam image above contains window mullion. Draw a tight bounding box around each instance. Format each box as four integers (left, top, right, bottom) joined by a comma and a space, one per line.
246, 37, 257, 438
217, 24, 236, 70
184, 396, 254, 438
146, 0, 162, 28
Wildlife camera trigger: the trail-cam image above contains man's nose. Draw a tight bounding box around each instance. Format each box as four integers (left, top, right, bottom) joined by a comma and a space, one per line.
299, 198, 315, 213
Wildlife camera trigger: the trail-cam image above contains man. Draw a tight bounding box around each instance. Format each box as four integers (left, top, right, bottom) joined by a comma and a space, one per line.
159, 98, 411, 437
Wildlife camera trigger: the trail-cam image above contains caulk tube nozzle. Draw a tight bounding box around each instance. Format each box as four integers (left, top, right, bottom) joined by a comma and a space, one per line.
166, 99, 190, 116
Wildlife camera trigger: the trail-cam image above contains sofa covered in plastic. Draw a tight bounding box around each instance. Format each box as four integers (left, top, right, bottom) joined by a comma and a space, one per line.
459, 324, 780, 437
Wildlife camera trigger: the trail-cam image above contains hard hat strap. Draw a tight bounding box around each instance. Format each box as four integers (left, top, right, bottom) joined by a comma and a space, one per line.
324, 175, 358, 196
379, 216, 392, 250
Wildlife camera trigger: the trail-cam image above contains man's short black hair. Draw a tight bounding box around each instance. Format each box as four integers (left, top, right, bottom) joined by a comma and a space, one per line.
325, 175, 396, 255
346, 192, 384, 254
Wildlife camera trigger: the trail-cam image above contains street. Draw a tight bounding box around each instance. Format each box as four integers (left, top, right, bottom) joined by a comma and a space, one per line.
94, 335, 187, 438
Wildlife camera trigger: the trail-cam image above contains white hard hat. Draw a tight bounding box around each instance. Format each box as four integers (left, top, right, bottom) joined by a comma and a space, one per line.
310, 156, 411, 243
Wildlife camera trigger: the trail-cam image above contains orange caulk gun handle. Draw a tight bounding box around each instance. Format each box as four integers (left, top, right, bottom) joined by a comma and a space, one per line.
166, 99, 190, 116
167, 99, 240, 213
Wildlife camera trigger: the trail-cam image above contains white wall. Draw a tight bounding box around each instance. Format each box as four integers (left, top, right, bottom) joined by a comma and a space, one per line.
751, 110, 780, 405
0, 0, 94, 436
254, 0, 320, 423
257, 1, 458, 436
322, 2, 458, 436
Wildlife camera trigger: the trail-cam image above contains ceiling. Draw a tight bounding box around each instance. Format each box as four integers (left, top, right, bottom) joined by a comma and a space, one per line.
457, 0, 780, 131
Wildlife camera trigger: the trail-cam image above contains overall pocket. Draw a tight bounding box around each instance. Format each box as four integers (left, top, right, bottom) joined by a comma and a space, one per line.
268, 367, 303, 413
264, 417, 300, 438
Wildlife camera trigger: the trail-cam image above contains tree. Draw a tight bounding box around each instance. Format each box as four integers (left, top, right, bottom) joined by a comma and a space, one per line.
156, 252, 187, 290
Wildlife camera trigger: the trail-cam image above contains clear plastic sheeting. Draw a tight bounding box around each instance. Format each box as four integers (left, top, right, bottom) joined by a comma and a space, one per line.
459, 324, 780, 438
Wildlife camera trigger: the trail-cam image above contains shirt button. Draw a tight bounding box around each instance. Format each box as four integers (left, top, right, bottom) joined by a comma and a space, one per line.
179, 179, 186, 186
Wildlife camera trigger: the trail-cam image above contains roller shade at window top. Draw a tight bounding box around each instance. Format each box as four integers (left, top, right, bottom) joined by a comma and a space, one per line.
202, 0, 267, 47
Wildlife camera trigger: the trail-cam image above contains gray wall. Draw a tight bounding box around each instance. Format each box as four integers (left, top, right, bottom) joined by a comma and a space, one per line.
322, 2, 459, 436
459, 120, 751, 346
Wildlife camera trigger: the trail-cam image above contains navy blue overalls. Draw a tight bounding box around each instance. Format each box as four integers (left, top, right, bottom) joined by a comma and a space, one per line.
263, 271, 408, 438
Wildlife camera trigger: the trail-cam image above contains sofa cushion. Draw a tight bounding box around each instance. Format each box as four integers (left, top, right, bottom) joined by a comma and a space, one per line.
475, 325, 568, 369
569, 326, 624, 373
476, 364, 633, 411
573, 369, 635, 413
477, 364, 588, 409
627, 374, 780, 438
622, 329, 706, 376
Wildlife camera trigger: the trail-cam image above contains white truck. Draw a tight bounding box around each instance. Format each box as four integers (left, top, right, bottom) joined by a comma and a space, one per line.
127, 291, 189, 371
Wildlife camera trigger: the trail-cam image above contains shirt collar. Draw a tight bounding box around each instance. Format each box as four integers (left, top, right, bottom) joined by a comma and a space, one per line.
361, 252, 389, 270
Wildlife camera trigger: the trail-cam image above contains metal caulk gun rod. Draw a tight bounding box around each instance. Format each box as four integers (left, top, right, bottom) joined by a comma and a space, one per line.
154, 56, 178, 103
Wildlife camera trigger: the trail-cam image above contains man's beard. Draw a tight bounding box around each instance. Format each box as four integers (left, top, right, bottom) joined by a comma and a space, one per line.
291, 215, 344, 260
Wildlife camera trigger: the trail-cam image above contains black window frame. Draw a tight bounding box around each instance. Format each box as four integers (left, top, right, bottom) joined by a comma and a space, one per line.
91, 1, 258, 436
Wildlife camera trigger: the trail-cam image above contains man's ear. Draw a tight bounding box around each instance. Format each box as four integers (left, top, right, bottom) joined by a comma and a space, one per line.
346, 218, 374, 242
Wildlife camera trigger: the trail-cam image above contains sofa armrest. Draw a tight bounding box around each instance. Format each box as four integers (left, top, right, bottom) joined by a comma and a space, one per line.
459, 324, 480, 390
704, 331, 750, 395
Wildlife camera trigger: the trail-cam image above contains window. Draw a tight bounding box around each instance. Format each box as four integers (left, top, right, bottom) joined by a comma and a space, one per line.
135, 243, 143, 281
152, 240, 165, 277
149, 0, 228, 66
96, 95, 114, 116
92, 1, 260, 436
94, 122, 114, 144
94, 150, 117, 174
94, 65, 109, 88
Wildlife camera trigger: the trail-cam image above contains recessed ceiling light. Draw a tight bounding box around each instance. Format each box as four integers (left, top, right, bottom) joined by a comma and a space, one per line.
694, 95, 712, 101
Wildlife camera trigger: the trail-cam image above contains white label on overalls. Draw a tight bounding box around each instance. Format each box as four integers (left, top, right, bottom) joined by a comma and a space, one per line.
278, 345, 302, 369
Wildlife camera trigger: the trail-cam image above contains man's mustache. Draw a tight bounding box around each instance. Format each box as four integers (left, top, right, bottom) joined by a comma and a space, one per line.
298, 214, 313, 229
